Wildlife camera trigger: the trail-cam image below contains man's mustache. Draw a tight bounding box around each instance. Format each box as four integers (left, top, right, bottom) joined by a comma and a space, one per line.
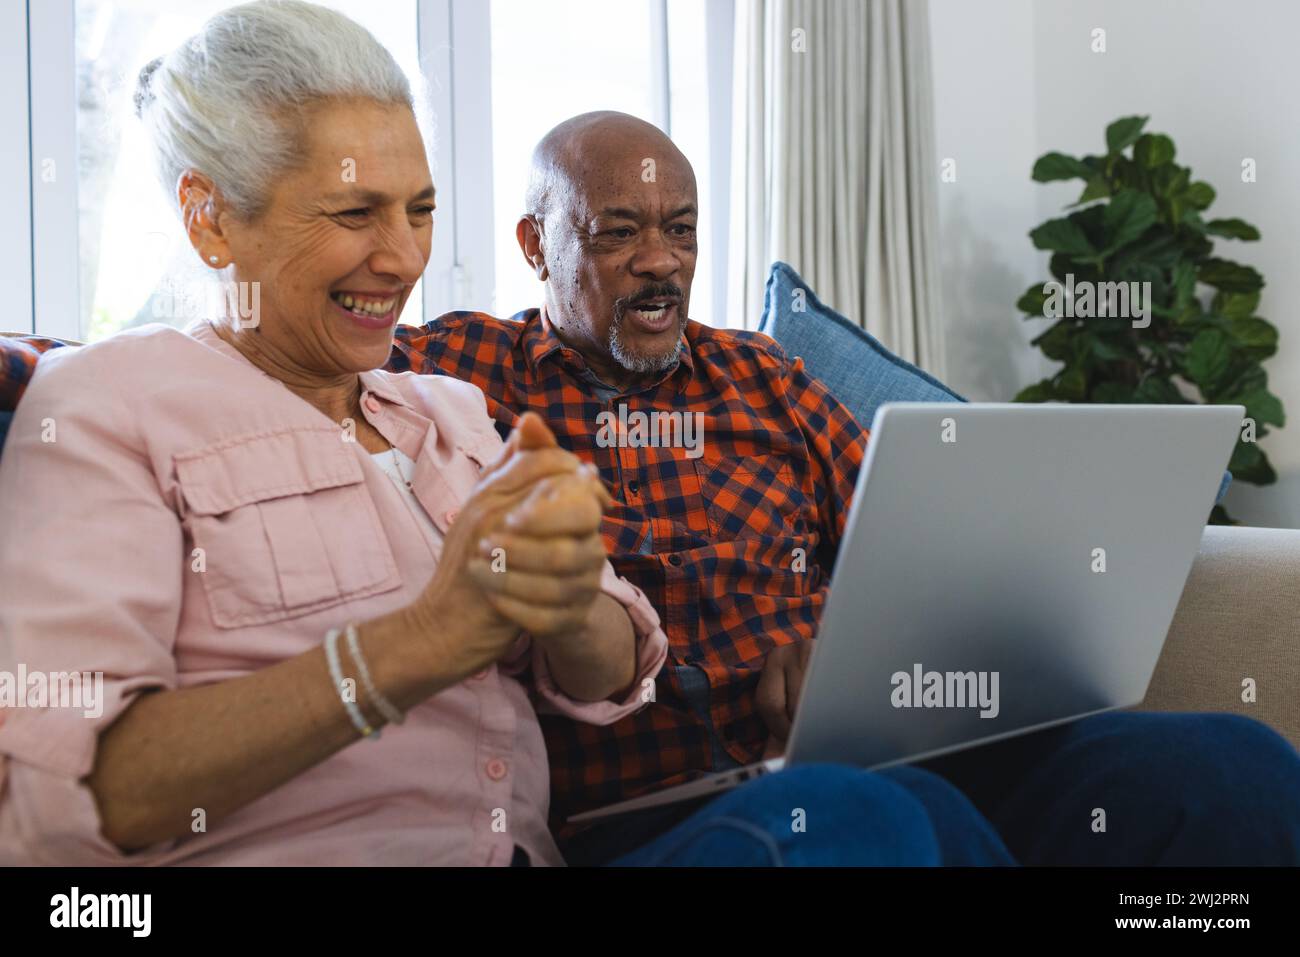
614, 283, 685, 319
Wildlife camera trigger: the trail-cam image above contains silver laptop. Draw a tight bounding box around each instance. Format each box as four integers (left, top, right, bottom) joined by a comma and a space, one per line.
570, 402, 1244, 823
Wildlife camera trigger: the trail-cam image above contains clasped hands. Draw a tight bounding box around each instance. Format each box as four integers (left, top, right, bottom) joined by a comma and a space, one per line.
408, 412, 614, 680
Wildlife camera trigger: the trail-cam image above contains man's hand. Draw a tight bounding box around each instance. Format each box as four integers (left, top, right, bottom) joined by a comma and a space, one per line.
468, 413, 611, 640
471, 413, 635, 701
756, 641, 814, 757
407, 412, 600, 680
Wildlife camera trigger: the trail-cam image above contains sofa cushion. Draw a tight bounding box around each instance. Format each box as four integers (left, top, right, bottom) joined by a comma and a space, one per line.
758, 261, 964, 428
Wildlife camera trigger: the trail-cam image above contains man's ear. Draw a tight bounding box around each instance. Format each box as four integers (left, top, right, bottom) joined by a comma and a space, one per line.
516, 215, 548, 281
178, 170, 232, 269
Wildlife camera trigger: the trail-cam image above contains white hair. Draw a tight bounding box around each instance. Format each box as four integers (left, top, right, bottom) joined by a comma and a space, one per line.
134, 0, 426, 219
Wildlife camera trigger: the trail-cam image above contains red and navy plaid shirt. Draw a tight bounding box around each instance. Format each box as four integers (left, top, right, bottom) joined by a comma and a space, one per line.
391, 309, 869, 826
0, 336, 67, 411
2, 316, 869, 828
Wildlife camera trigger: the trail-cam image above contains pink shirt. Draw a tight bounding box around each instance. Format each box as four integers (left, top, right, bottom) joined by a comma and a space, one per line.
0, 321, 667, 866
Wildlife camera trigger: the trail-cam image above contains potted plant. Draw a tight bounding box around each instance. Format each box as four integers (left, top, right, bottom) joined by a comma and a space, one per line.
1015, 115, 1284, 523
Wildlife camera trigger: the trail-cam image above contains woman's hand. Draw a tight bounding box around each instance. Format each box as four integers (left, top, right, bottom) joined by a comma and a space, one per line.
470, 443, 611, 640
405, 413, 611, 682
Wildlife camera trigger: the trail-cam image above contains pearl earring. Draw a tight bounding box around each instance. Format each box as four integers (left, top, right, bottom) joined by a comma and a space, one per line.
209, 255, 219, 265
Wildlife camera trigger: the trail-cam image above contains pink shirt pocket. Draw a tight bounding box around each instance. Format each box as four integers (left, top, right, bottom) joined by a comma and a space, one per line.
174, 425, 403, 628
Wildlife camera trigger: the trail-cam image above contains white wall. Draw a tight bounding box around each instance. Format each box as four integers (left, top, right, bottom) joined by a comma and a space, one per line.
930, 0, 1050, 405
930, 0, 1300, 528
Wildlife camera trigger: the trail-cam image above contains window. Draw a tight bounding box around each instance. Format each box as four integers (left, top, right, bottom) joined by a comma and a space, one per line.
488, 0, 718, 324
21, 0, 731, 339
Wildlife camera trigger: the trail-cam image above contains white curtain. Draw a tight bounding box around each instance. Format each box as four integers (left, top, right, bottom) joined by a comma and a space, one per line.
728, 0, 945, 378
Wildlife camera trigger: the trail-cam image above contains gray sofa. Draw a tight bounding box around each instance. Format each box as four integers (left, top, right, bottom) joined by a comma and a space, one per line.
1146, 525, 1300, 747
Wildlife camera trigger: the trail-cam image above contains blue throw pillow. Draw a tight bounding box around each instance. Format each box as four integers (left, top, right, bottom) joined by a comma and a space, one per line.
758, 261, 963, 428
755, 260, 1231, 505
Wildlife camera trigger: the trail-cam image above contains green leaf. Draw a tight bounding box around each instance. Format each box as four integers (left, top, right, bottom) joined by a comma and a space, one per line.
1030, 217, 1098, 258
1057, 367, 1087, 400
1032, 152, 1094, 182
1014, 380, 1056, 403
1091, 381, 1135, 403
1211, 290, 1260, 320
1198, 258, 1264, 293
1172, 260, 1197, 306
1181, 233, 1214, 260
1183, 329, 1233, 390
1049, 253, 1099, 284
1106, 115, 1148, 154
1101, 190, 1158, 253
1114, 232, 1182, 272
1209, 504, 1239, 525
1228, 317, 1279, 354
1205, 218, 1260, 241
1017, 284, 1051, 316
1133, 376, 1186, 403
1088, 335, 1134, 362
1073, 175, 1112, 206
1172, 301, 1203, 326
1184, 181, 1216, 209
1222, 365, 1266, 400
1152, 164, 1189, 199
1031, 320, 1076, 360
1133, 133, 1175, 168
1229, 440, 1277, 485
1238, 388, 1286, 427
1230, 439, 1261, 470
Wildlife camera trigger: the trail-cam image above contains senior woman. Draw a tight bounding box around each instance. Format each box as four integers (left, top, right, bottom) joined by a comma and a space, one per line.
0, 1, 669, 866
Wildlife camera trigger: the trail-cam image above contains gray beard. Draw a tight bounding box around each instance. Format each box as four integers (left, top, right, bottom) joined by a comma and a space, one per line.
608, 312, 684, 374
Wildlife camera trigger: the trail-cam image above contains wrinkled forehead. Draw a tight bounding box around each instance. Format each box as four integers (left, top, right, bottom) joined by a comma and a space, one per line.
556, 135, 698, 221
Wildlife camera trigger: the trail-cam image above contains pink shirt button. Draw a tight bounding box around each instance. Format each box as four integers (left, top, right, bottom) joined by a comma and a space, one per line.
364, 395, 381, 413
444, 509, 459, 524
486, 758, 508, 781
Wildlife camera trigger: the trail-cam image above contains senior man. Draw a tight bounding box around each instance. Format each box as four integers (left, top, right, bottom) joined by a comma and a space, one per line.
386, 110, 1300, 867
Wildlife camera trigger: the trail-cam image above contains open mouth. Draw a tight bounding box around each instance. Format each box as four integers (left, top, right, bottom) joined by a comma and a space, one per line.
624, 298, 680, 333
329, 291, 399, 329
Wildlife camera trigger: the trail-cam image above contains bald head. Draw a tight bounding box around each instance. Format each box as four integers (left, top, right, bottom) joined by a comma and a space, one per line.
516, 110, 700, 391
524, 111, 694, 223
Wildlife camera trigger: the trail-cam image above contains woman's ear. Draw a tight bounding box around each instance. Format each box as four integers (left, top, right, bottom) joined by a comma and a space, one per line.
516, 215, 548, 281
178, 170, 232, 269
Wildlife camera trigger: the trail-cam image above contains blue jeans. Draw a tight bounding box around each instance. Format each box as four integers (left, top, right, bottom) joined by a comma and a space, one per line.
605, 712, 1300, 866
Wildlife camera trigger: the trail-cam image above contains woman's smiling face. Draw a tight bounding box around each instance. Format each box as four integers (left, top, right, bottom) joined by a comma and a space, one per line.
214, 97, 434, 375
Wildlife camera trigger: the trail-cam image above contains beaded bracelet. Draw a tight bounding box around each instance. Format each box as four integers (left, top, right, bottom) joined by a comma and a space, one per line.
324, 627, 379, 739
344, 623, 405, 726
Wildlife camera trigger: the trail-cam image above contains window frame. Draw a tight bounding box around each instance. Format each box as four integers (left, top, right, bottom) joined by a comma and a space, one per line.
1, 0, 34, 335
28, 0, 82, 340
